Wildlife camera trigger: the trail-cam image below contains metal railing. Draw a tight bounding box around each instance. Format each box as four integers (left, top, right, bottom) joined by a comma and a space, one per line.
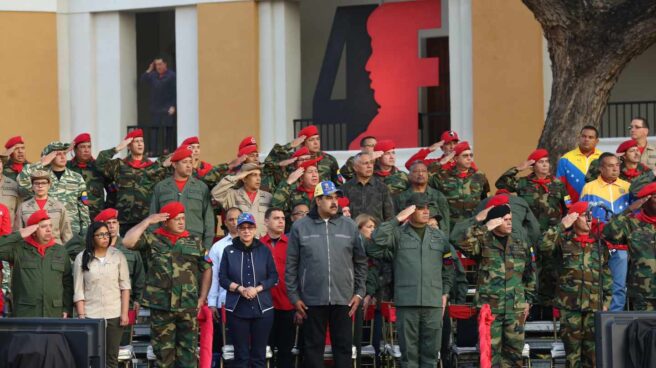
600, 100, 656, 138
127, 125, 177, 157
294, 111, 450, 150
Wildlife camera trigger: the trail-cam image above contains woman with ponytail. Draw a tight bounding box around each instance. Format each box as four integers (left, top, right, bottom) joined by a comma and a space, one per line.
73, 221, 131, 368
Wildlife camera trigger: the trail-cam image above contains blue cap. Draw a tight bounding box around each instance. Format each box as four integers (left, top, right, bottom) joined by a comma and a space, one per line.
314, 181, 343, 197
237, 213, 256, 227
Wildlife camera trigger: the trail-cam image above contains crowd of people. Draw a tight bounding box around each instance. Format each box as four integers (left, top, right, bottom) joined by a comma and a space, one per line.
0, 117, 654, 368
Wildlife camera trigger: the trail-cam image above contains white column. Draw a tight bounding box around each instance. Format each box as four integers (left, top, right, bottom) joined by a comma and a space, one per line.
448, 0, 473, 145
258, 0, 301, 153
68, 12, 96, 143
57, 12, 72, 142
94, 12, 137, 154
175, 6, 199, 144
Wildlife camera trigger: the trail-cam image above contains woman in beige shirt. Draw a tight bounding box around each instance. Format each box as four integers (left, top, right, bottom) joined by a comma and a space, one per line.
74, 221, 131, 368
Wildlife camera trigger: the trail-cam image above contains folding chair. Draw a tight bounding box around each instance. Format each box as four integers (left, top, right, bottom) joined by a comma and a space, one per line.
360, 304, 378, 368
117, 323, 136, 368
380, 302, 400, 368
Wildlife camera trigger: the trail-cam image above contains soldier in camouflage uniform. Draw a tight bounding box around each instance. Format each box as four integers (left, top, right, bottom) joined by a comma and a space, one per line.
271, 156, 321, 216
373, 140, 408, 196
540, 201, 611, 368
67, 133, 114, 220
266, 125, 340, 184
94, 208, 146, 345
429, 141, 490, 230
585, 139, 650, 184
0, 160, 24, 224
95, 129, 171, 235
495, 149, 566, 307
404, 130, 460, 173
340, 136, 376, 182
454, 203, 536, 368
604, 182, 656, 311
17, 142, 90, 236
123, 202, 212, 368
1, 136, 29, 181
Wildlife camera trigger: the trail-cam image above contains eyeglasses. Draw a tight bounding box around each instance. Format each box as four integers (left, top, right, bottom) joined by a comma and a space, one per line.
238, 226, 256, 232
628, 125, 646, 130
292, 211, 309, 216
94, 232, 110, 238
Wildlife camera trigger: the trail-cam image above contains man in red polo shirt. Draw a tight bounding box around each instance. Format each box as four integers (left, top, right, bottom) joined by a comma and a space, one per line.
260, 207, 295, 368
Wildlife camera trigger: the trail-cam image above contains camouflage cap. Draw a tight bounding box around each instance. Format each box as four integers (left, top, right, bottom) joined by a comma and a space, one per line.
405, 192, 431, 208
30, 170, 51, 183
41, 141, 70, 157
239, 162, 263, 174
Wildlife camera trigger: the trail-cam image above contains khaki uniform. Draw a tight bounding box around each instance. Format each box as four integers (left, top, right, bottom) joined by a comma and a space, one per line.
15, 197, 73, 245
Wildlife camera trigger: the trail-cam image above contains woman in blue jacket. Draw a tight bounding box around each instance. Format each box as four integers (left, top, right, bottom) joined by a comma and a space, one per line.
219, 213, 278, 368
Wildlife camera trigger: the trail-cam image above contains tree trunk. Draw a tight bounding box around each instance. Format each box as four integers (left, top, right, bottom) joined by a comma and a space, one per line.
522, 0, 656, 163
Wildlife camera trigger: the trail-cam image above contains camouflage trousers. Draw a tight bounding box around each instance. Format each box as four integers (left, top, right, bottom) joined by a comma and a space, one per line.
630, 295, 656, 311
490, 311, 525, 368
560, 309, 595, 368
151, 309, 199, 368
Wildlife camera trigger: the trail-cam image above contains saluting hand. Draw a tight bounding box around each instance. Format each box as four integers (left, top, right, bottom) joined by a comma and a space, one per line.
19, 224, 39, 238
629, 195, 650, 212
429, 140, 445, 152
1, 145, 16, 158
228, 154, 248, 171
475, 207, 492, 222
146, 213, 169, 225
560, 213, 579, 229
439, 151, 456, 165
287, 167, 305, 185
116, 137, 134, 152
372, 151, 384, 160
396, 205, 416, 223
40, 151, 58, 166
485, 218, 504, 231
516, 159, 535, 171
278, 157, 298, 168
291, 135, 306, 148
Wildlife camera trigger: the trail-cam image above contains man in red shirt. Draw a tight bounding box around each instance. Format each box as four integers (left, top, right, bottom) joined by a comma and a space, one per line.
260, 207, 295, 368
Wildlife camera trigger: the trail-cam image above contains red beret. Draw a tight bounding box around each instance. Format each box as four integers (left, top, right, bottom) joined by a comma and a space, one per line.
238, 136, 257, 150
73, 133, 91, 146
27, 210, 50, 226
568, 201, 589, 215
338, 197, 350, 208
125, 129, 143, 139
485, 194, 510, 209
181, 136, 199, 146
440, 130, 459, 143
527, 149, 549, 162
94, 208, 119, 222
495, 189, 510, 195
637, 182, 656, 198
161, 201, 185, 219
4, 136, 24, 149
238, 144, 258, 157
297, 156, 323, 170
170, 147, 193, 162
616, 139, 638, 154
292, 147, 310, 159
374, 139, 395, 153
454, 141, 472, 156
298, 125, 319, 138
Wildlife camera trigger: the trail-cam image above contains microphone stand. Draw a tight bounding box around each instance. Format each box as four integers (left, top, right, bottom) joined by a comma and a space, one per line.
591, 205, 611, 312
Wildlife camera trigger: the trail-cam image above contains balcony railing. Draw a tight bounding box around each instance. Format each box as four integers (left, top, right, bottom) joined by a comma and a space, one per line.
600, 100, 656, 138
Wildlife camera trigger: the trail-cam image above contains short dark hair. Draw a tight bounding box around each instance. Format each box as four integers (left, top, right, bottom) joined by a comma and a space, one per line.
265, 207, 284, 219
408, 160, 428, 172
155, 55, 168, 64
632, 116, 649, 130
359, 136, 376, 147
580, 125, 599, 139
599, 152, 618, 166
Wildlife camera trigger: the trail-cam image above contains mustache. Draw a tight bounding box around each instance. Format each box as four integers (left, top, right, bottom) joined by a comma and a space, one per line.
330, 204, 338, 209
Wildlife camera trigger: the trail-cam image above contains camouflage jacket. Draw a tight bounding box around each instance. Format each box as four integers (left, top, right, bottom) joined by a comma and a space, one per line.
115, 237, 145, 305
395, 187, 451, 235
455, 225, 536, 314
429, 167, 490, 229
374, 166, 409, 196
1, 158, 28, 181
603, 214, 656, 301
17, 163, 90, 236
95, 149, 170, 225
266, 142, 340, 184
362, 236, 394, 301
340, 155, 357, 182
67, 157, 112, 219
134, 231, 211, 312
495, 169, 566, 232
585, 159, 651, 184
540, 225, 611, 311
193, 161, 230, 190
270, 181, 312, 216
629, 170, 656, 198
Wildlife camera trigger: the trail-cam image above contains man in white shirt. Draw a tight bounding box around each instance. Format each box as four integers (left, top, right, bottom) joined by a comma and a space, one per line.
208, 207, 242, 316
